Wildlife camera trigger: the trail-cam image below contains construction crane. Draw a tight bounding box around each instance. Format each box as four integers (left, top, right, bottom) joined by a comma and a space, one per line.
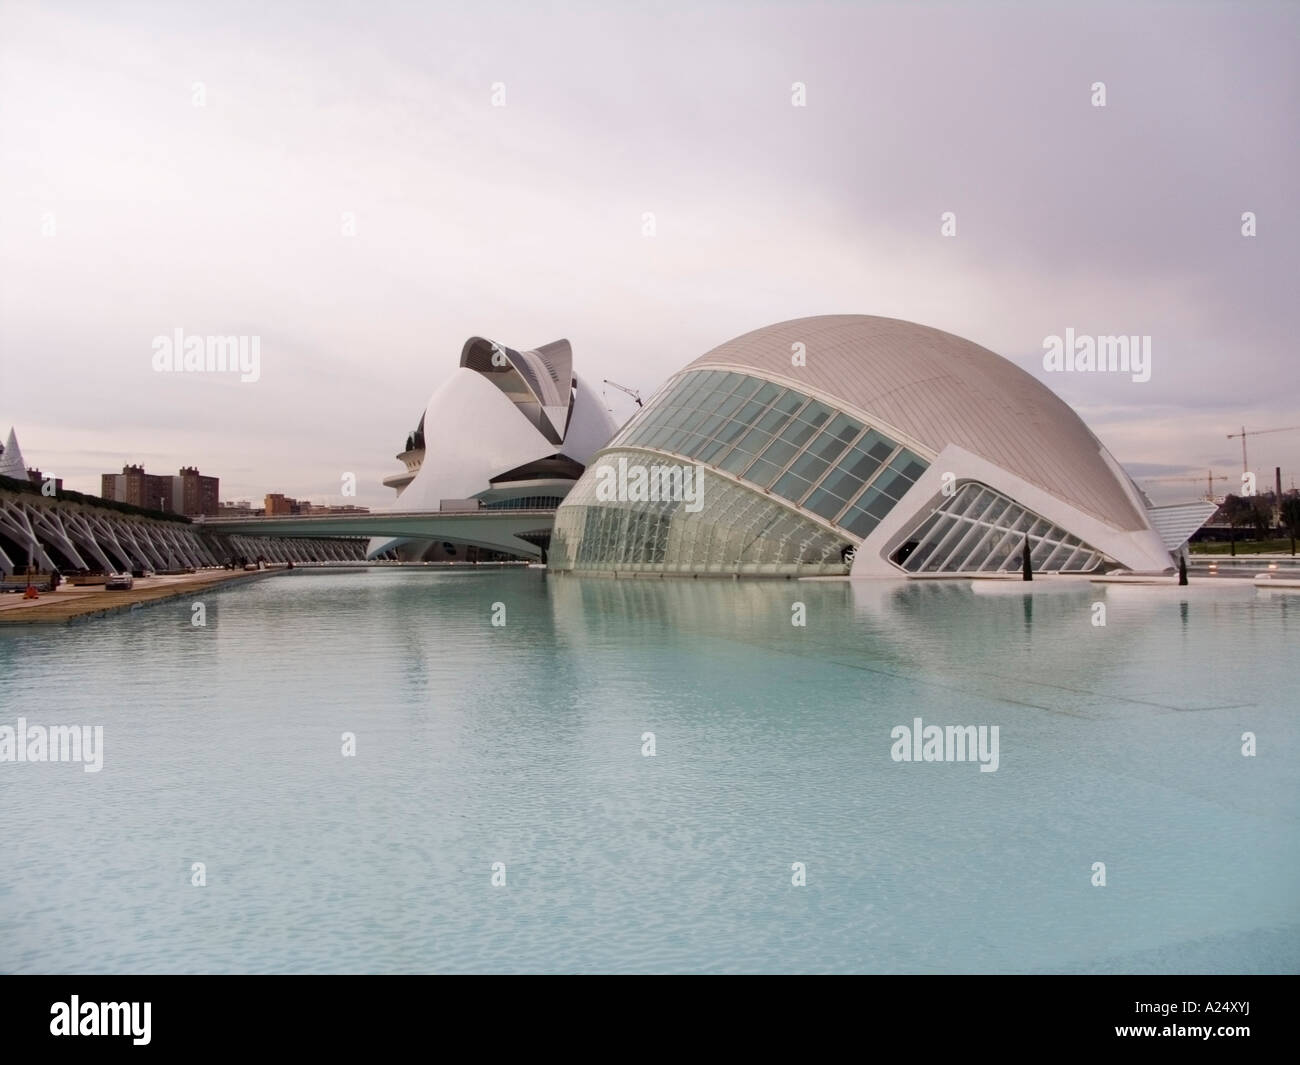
1226, 425, 1300, 473
1137, 470, 1228, 500
602, 379, 643, 409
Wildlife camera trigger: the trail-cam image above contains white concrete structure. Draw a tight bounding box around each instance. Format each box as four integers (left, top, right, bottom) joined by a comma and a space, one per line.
550, 315, 1198, 578
367, 336, 619, 559
0, 490, 222, 575
0, 427, 29, 480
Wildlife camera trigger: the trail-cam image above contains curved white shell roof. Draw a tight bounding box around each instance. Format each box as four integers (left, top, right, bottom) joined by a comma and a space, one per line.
683, 315, 1148, 532
367, 337, 618, 558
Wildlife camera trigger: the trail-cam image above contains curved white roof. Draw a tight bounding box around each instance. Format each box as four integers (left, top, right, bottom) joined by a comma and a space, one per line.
367, 337, 618, 559
683, 315, 1148, 531
461, 336, 575, 444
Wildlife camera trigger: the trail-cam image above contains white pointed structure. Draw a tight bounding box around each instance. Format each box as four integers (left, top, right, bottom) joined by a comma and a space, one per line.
0, 427, 30, 480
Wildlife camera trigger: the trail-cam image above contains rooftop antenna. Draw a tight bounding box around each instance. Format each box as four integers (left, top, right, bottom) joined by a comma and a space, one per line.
602, 379, 643, 413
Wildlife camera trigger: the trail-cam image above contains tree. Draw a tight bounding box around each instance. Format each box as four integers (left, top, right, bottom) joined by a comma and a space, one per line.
1251, 493, 1275, 540
1281, 496, 1300, 557
1221, 495, 1255, 556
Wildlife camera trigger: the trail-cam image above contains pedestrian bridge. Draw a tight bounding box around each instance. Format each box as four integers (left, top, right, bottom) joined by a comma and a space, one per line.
195, 509, 560, 560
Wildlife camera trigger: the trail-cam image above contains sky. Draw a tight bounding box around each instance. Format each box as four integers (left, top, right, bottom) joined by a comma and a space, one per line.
1, 0, 1297, 507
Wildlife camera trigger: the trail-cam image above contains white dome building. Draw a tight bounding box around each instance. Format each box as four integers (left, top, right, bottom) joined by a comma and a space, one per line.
550, 315, 1192, 578
368, 336, 619, 560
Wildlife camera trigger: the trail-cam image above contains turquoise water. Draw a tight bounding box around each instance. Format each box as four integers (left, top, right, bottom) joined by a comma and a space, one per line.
1, 569, 1296, 974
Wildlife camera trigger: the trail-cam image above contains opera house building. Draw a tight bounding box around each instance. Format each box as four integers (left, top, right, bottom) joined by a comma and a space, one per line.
368, 335, 617, 561
378, 316, 1206, 578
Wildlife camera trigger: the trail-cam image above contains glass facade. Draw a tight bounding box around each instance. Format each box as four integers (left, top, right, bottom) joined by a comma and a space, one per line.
549, 369, 934, 576
549, 450, 853, 575
892, 482, 1107, 575
608, 369, 929, 540
480, 495, 565, 510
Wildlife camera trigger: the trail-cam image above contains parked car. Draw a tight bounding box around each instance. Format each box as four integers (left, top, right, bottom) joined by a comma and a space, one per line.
130, 566, 156, 579
105, 572, 134, 590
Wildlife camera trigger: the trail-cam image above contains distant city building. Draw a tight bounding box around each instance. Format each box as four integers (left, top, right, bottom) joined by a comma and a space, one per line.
101, 464, 220, 516
102, 464, 173, 512
218, 500, 261, 518
264, 493, 301, 516
302, 502, 371, 515
177, 466, 220, 517
264, 494, 369, 516
25, 468, 63, 493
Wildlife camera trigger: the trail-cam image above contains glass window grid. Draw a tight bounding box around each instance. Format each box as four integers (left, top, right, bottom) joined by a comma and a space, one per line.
896, 483, 1105, 575
592, 369, 932, 539
548, 451, 853, 575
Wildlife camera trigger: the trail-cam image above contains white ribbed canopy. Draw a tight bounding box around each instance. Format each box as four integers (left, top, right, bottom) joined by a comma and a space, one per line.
684, 315, 1148, 531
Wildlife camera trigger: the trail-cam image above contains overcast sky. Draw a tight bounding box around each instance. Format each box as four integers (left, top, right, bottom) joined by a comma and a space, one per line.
1, 0, 1296, 506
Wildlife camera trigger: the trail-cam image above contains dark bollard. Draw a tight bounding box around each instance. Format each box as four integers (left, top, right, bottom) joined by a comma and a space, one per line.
1021, 535, 1033, 581
1178, 554, 1188, 586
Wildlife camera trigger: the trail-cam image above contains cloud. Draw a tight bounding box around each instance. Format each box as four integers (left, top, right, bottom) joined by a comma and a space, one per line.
1, 0, 1296, 501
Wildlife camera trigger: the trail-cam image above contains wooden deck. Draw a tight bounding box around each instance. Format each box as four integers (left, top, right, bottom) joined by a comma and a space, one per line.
0, 567, 284, 625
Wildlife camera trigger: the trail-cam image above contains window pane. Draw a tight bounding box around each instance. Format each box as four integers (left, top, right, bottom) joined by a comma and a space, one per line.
697, 439, 728, 463
836, 447, 884, 482
680, 408, 711, 431
662, 429, 696, 453
714, 392, 746, 418
745, 458, 783, 486
818, 466, 866, 502
713, 372, 742, 395
680, 434, 709, 459
862, 488, 896, 519
787, 450, 831, 483
673, 376, 710, 407
755, 405, 795, 434
803, 430, 851, 465
823, 413, 864, 444
734, 427, 773, 456
718, 447, 753, 475
891, 451, 928, 481
796, 402, 832, 429
842, 508, 881, 538
713, 419, 748, 446
858, 430, 896, 463
758, 437, 800, 469
697, 413, 726, 438
772, 471, 815, 503
805, 487, 850, 520
774, 391, 806, 415
874, 468, 913, 500
698, 388, 733, 413
776, 419, 817, 450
